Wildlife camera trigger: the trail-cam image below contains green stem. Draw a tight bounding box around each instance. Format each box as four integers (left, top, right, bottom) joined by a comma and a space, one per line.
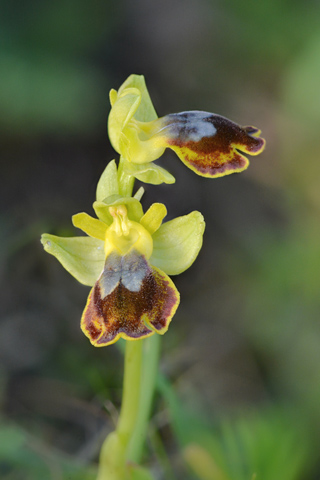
118, 156, 135, 197
97, 340, 143, 480
117, 340, 143, 440
127, 334, 161, 463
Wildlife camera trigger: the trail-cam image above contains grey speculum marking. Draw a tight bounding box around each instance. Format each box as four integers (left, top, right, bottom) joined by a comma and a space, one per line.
165, 111, 217, 143
99, 250, 150, 298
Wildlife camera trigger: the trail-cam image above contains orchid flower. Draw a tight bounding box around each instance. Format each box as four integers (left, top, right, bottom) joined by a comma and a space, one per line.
41, 161, 205, 346
108, 75, 265, 178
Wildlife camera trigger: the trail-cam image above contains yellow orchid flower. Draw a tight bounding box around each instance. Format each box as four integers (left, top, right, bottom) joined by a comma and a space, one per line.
41, 161, 205, 346
108, 74, 265, 178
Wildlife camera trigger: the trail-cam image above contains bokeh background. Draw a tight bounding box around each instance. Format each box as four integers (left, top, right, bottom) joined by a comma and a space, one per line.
1, 1, 320, 479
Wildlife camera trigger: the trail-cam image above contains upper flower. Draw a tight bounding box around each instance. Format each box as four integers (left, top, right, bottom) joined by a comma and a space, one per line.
108, 74, 265, 178
41, 161, 205, 346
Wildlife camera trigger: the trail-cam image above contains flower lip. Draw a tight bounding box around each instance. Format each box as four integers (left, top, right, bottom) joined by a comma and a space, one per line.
81, 249, 180, 346
161, 111, 265, 153
158, 111, 266, 177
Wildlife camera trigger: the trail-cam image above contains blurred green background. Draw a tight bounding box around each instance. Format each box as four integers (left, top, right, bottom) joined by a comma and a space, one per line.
1, 1, 320, 479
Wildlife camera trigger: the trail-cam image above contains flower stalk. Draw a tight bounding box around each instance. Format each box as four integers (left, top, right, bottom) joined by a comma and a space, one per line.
118, 156, 135, 197
127, 334, 161, 463
97, 335, 160, 479
97, 340, 143, 480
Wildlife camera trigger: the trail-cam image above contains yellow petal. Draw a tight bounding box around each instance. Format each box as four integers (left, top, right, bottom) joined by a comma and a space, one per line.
109, 88, 118, 106
72, 213, 107, 240
140, 203, 167, 235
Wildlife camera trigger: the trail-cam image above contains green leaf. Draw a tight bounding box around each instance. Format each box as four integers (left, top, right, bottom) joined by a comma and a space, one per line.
0, 421, 96, 479
0, 426, 26, 460
183, 444, 229, 480
96, 160, 119, 202
151, 211, 205, 275
72, 213, 107, 240
126, 463, 155, 480
159, 377, 312, 480
123, 161, 176, 185
41, 234, 104, 286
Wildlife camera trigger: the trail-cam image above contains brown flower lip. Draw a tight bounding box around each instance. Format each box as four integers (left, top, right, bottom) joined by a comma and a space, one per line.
81, 250, 179, 346
161, 111, 265, 177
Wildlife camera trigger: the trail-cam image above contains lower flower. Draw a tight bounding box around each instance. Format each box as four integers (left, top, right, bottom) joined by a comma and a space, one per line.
41, 167, 205, 347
